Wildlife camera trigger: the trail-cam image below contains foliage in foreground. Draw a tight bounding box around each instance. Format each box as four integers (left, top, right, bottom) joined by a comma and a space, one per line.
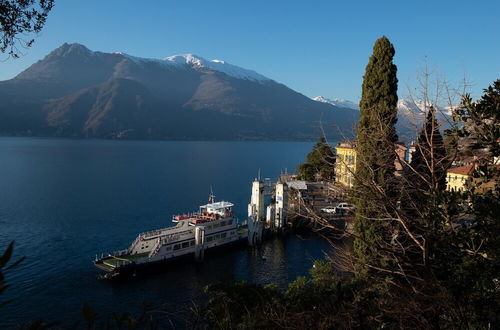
0, 0, 55, 58
203, 51, 500, 329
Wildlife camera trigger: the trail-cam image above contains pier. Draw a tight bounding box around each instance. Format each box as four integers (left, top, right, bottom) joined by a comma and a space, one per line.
94, 172, 352, 279
247, 173, 353, 240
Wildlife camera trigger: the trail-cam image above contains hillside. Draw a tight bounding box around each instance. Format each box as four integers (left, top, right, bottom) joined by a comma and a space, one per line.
0, 43, 358, 140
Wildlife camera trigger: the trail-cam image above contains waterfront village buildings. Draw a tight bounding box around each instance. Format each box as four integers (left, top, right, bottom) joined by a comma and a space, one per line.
445, 157, 499, 192
334, 143, 496, 192
334, 142, 407, 189
335, 142, 357, 187
446, 165, 474, 192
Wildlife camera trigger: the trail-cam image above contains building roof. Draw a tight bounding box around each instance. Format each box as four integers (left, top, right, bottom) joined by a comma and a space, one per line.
336, 141, 356, 149
337, 141, 407, 150
447, 165, 475, 176
200, 201, 234, 209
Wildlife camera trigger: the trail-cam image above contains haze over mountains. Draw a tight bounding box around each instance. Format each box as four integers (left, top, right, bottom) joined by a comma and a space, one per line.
0, 43, 359, 140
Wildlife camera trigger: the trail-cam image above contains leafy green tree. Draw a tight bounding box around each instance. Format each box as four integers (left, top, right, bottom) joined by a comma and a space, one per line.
0, 0, 55, 58
352, 36, 399, 265
297, 135, 336, 181
456, 80, 500, 159
431, 80, 500, 328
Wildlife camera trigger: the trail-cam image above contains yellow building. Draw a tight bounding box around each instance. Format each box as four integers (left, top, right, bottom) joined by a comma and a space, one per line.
335, 142, 407, 188
335, 142, 357, 188
446, 165, 474, 192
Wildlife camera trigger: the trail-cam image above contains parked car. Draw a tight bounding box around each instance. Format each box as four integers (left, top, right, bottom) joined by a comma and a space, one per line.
334, 203, 354, 214
320, 206, 337, 214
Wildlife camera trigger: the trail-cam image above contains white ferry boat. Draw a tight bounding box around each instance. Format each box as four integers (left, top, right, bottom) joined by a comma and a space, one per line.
94, 197, 252, 278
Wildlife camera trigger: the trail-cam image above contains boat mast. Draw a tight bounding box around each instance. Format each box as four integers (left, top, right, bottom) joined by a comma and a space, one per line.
209, 186, 216, 204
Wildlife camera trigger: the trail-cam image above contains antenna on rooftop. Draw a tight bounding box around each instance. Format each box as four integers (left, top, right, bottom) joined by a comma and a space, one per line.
209, 186, 216, 203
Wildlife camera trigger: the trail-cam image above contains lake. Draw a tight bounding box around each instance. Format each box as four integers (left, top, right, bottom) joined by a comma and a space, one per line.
0, 137, 332, 327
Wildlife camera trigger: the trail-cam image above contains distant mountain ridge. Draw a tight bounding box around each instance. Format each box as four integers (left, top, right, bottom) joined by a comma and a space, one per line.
311, 95, 455, 142
0, 43, 358, 140
312, 96, 359, 110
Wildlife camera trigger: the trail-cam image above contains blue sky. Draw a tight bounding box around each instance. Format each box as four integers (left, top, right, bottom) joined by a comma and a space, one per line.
1, 0, 499, 102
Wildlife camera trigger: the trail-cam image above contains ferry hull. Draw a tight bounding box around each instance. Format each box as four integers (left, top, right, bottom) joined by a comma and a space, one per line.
95, 237, 248, 279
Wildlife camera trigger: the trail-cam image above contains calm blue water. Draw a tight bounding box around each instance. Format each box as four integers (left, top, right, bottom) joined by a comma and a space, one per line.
0, 138, 331, 327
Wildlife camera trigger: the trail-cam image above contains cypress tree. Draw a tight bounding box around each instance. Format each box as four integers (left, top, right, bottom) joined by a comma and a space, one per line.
408, 106, 447, 199
353, 36, 399, 264
401, 106, 447, 267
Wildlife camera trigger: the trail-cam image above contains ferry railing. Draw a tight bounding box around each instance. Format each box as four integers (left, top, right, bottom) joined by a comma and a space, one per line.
162, 229, 193, 243
127, 235, 142, 253
172, 211, 200, 221
112, 249, 129, 257
131, 210, 234, 242
143, 230, 164, 238
142, 220, 189, 238
148, 238, 162, 258
165, 234, 180, 243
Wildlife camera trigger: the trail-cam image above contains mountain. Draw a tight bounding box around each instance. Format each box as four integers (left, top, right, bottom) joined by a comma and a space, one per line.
0, 43, 358, 140
396, 98, 455, 141
311, 95, 454, 142
312, 96, 359, 110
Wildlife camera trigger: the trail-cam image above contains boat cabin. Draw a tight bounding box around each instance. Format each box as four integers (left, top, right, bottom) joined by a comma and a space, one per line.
200, 201, 234, 218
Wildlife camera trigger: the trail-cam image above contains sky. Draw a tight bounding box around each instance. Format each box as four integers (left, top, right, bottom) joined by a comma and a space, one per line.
1, 0, 499, 103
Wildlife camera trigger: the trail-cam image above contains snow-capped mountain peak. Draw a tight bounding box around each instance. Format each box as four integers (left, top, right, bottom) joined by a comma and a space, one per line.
312, 96, 359, 110
113, 51, 270, 82
397, 98, 456, 117
164, 54, 205, 67
159, 54, 268, 82
312, 96, 331, 103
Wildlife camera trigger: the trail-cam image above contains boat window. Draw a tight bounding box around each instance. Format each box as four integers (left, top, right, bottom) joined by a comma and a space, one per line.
221, 233, 227, 238
182, 242, 189, 249
206, 236, 213, 242
231, 231, 235, 235
212, 223, 219, 228
166, 246, 172, 251
220, 221, 226, 226
173, 244, 180, 251
215, 234, 220, 240
207, 225, 213, 230
228, 220, 233, 225
190, 240, 195, 246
